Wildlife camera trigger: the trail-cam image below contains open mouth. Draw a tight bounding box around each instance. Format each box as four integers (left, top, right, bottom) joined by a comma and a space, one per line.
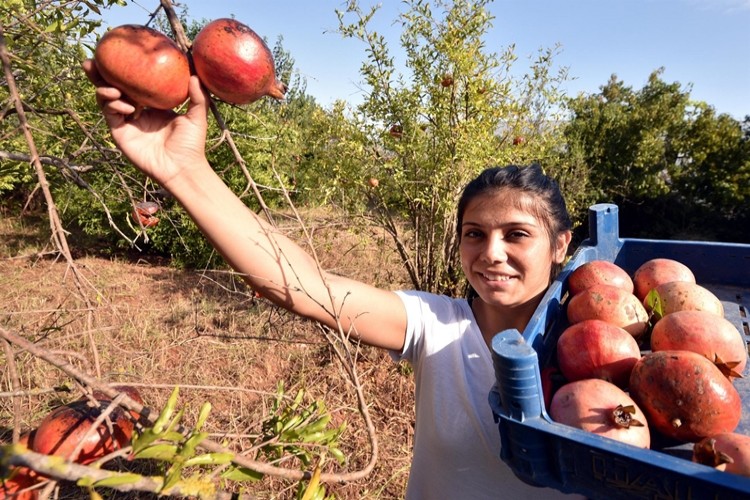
481, 272, 514, 282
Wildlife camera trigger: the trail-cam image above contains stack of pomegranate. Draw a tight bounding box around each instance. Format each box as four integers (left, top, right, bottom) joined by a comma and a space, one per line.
92, 18, 287, 110
548, 257, 750, 476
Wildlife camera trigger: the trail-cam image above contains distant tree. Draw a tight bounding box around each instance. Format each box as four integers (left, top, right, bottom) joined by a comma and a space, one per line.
564, 69, 749, 241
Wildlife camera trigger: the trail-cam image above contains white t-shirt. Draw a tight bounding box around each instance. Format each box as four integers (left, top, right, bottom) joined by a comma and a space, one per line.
393, 290, 581, 500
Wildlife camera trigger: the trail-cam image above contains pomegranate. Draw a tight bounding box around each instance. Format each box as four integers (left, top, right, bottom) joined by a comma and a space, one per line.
191, 18, 287, 105
556, 319, 641, 388
629, 350, 741, 443
567, 260, 634, 296
633, 258, 695, 301
132, 201, 160, 228
0, 467, 40, 500
693, 432, 750, 476
549, 378, 650, 448
651, 310, 746, 378
94, 25, 190, 110
32, 388, 141, 464
566, 284, 649, 339
645, 281, 724, 321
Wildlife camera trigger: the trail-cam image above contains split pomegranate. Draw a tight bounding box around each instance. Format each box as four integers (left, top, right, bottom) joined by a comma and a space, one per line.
629, 350, 741, 443
567, 260, 634, 296
566, 283, 649, 339
693, 432, 750, 476
645, 281, 724, 321
191, 18, 287, 105
632, 258, 695, 301
549, 378, 650, 448
650, 310, 746, 378
94, 25, 190, 110
132, 201, 160, 228
556, 319, 641, 388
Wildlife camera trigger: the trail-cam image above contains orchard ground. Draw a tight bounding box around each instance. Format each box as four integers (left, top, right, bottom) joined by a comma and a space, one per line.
0, 207, 416, 499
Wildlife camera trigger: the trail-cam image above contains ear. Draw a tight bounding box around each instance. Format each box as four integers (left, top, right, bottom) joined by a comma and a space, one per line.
553, 230, 572, 264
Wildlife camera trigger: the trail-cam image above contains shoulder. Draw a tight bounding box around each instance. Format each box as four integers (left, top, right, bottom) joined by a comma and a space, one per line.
395, 290, 470, 322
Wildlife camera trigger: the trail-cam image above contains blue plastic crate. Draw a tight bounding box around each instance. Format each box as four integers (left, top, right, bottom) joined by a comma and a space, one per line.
489, 203, 750, 500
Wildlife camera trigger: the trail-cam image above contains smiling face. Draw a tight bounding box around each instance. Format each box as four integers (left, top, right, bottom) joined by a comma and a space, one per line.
459, 189, 570, 326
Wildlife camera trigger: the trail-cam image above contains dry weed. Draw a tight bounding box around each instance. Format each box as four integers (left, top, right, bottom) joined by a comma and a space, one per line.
0, 208, 415, 499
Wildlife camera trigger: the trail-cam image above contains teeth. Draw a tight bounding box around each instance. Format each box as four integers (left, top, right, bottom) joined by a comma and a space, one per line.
483, 273, 511, 281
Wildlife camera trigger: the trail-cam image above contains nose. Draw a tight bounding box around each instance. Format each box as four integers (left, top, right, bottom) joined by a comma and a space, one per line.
482, 233, 508, 263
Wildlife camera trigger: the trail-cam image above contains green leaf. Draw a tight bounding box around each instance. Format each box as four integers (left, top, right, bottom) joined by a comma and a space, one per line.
221, 466, 263, 482
92, 473, 144, 488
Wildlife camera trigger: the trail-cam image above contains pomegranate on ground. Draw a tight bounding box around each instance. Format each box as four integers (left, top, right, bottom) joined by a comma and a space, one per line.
94, 25, 190, 110
629, 350, 741, 442
549, 378, 650, 448
31, 387, 142, 464
191, 18, 287, 105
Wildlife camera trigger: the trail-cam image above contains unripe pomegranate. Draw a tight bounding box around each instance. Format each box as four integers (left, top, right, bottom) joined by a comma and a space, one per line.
94, 25, 190, 110
192, 18, 287, 105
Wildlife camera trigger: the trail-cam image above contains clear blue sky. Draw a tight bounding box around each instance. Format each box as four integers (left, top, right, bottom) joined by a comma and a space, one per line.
103, 0, 749, 119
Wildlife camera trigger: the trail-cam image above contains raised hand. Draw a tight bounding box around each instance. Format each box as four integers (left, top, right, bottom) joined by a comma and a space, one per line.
82, 59, 210, 188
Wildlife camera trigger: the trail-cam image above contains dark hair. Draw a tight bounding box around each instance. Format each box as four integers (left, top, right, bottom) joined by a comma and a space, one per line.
457, 164, 572, 291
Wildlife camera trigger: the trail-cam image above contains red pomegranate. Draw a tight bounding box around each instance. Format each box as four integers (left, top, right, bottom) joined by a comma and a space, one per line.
566, 284, 649, 339
191, 18, 287, 105
650, 310, 746, 378
556, 319, 641, 388
94, 25, 190, 110
32, 387, 142, 464
694, 432, 750, 476
646, 281, 724, 320
629, 350, 741, 443
567, 260, 634, 296
632, 258, 695, 301
549, 378, 650, 448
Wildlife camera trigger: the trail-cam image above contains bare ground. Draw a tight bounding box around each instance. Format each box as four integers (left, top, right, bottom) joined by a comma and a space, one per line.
0, 209, 416, 499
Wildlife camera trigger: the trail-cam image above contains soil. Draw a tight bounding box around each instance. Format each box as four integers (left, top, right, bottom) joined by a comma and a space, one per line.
0, 211, 415, 499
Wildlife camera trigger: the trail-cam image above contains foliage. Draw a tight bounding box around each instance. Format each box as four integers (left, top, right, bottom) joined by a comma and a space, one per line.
319, 0, 580, 295
564, 69, 750, 241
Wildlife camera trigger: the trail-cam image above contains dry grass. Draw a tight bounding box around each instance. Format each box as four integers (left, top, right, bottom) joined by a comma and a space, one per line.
0, 208, 416, 499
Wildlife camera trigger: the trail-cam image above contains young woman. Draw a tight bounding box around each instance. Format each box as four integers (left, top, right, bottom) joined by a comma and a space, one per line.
83, 62, 579, 499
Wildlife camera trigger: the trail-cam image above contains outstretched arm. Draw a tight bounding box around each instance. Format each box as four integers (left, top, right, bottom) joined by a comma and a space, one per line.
83, 60, 408, 351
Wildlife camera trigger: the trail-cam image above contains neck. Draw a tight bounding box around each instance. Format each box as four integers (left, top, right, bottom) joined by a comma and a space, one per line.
471, 293, 546, 348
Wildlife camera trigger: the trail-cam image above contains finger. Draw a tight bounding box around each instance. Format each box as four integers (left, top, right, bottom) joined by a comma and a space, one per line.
82, 59, 107, 87
185, 75, 209, 122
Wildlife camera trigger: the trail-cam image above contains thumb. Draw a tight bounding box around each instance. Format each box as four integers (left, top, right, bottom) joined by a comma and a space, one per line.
185, 75, 209, 123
